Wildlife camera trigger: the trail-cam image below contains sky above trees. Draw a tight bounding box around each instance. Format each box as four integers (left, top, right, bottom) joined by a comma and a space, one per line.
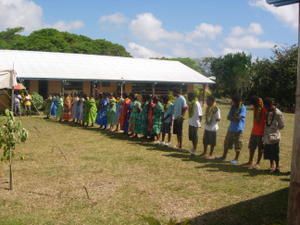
0, 0, 298, 59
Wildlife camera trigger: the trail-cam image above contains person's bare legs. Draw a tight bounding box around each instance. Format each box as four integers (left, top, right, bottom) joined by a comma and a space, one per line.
221, 147, 229, 160
254, 148, 263, 168
244, 148, 255, 167
177, 135, 182, 149
191, 138, 198, 155
234, 151, 240, 161
270, 160, 275, 171
208, 145, 215, 159
201, 144, 208, 156
167, 133, 171, 143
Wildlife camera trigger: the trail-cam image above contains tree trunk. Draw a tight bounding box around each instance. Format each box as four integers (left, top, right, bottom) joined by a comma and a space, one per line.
9, 149, 12, 191
287, 3, 300, 225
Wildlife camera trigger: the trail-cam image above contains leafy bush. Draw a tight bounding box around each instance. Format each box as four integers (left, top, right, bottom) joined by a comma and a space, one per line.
31, 92, 44, 111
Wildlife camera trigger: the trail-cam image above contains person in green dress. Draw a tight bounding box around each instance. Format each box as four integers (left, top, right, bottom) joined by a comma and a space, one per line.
107, 95, 117, 131
133, 95, 143, 138
86, 97, 97, 127
128, 94, 138, 137
140, 95, 150, 138
113, 95, 122, 132
83, 95, 89, 127
56, 95, 64, 122
152, 96, 164, 143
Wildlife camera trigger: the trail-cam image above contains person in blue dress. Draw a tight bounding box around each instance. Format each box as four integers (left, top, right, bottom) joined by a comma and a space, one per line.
96, 93, 109, 129
50, 95, 58, 117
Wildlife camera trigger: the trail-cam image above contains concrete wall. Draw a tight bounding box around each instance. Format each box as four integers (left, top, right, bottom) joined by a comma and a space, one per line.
29, 80, 39, 93
97, 82, 118, 94
83, 81, 91, 96
25, 79, 197, 97
124, 83, 132, 93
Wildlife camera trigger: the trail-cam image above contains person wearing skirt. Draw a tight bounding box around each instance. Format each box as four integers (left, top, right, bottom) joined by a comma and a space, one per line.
263, 98, 284, 173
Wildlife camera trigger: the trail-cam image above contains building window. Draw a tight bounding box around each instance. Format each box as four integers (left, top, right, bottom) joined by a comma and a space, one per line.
63, 81, 83, 92
102, 82, 111, 87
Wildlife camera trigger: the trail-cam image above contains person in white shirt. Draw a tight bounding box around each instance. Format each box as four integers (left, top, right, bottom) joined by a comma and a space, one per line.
202, 96, 221, 159
188, 92, 202, 156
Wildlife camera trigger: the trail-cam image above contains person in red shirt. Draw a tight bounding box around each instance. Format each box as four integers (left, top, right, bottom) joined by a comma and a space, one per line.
244, 96, 267, 169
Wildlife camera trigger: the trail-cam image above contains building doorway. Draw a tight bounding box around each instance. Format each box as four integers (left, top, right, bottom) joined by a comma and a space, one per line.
38, 80, 48, 99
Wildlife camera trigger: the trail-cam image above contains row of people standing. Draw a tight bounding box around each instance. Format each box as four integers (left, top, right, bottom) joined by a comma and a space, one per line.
44, 90, 285, 173
45, 94, 98, 126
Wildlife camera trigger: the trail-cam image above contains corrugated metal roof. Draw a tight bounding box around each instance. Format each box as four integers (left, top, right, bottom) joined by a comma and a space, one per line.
267, 0, 299, 6
0, 50, 214, 84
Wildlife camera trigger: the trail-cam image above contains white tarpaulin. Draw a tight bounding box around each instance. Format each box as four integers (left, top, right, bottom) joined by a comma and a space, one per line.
0, 70, 17, 89
0, 50, 214, 84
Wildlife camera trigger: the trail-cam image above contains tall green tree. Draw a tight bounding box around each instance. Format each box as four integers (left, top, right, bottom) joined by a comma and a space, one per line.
250, 45, 297, 110
206, 52, 252, 98
0, 27, 131, 57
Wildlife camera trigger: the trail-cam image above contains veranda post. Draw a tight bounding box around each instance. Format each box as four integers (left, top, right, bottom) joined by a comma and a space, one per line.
288, 2, 300, 225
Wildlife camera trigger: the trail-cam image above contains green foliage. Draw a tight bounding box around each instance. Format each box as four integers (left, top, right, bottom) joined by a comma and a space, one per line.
31, 92, 44, 111
0, 27, 131, 57
250, 45, 297, 111
0, 109, 28, 160
202, 45, 297, 111
205, 52, 252, 98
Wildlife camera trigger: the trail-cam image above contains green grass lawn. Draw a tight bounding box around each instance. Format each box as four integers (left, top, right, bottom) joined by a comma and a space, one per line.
0, 105, 293, 225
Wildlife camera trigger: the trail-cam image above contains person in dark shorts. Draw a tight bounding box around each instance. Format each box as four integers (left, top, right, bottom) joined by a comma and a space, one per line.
263, 98, 284, 173
244, 96, 267, 169
202, 96, 221, 159
172, 89, 187, 149
161, 95, 174, 146
218, 95, 247, 165
188, 92, 202, 155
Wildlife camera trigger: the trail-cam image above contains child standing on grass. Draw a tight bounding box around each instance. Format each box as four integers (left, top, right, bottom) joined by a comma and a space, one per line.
56, 95, 64, 122
219, 95, 246, 165
24, 93, 32, 116
44, 95, 52, 119
86, 96, 97, 127
263, 98, 284, 173
244, 96, 267, 169
107, 94, 117, 131
172, 89, 188, 150
188, 92, 203, 156
152, 96, 164, 144
96, 93, 109, 129
72, 94, 79, 123
133, 95, 143, 138
161, 95, 174, 146
202, 96, 220, 159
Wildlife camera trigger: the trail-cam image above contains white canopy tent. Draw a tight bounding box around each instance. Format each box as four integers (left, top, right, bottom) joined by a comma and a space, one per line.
0, 50, 214, 84
0, 70, 17, 89
0, 69, 17, 112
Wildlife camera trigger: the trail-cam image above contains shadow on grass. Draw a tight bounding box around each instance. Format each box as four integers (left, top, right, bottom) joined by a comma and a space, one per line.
44, 119, 291, 178
180, 188, 288, 225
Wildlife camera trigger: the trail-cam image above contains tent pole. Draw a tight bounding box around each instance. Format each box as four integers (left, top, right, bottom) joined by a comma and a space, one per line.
121, 82, 124, 97
152, 83, 156, 96
11, 71, 14, 113
62, 80, 65, 97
